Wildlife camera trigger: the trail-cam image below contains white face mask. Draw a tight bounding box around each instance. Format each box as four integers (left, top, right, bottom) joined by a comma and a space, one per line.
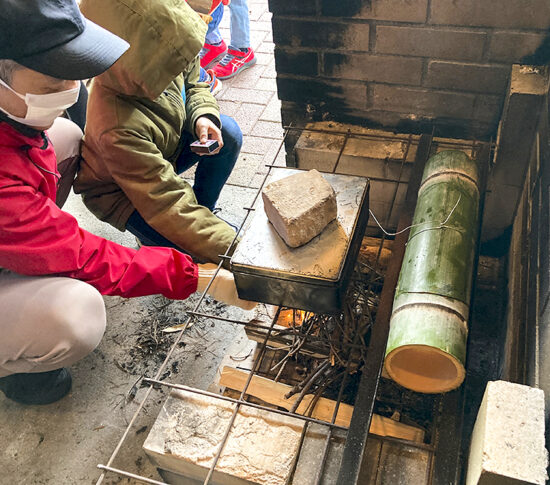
0, 79, 80, 128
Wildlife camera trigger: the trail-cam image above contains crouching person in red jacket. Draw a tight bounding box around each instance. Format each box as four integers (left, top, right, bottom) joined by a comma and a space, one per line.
0, 0, 254, 406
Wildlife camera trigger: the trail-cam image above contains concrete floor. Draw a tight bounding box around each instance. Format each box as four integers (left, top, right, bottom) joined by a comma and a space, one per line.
0, 2, 284, 483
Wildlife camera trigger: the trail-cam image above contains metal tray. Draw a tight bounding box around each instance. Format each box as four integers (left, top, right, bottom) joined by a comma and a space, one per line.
231, 167, 370, 313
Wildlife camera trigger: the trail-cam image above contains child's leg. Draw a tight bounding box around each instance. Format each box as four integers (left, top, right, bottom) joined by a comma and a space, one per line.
205, 4, 225, 45
229, 0, 250, 49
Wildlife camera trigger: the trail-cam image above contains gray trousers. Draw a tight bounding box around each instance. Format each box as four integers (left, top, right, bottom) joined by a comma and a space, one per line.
0, 118, 107, 377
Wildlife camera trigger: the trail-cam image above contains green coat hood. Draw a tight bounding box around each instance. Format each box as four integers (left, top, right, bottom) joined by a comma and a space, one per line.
80, 0, 206, 99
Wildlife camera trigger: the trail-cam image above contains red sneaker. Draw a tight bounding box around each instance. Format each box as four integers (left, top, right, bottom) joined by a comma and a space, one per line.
200, 40, 227, 69
212, 47, 256, 79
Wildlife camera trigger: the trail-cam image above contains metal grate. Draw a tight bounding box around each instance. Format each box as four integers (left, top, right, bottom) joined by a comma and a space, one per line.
95, 126, 492, 485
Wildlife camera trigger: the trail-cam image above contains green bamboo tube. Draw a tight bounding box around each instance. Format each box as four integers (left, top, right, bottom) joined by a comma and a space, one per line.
384, 150, 480, 394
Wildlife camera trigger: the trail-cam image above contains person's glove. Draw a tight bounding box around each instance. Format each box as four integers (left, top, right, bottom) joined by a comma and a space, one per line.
197, 263, 257, 310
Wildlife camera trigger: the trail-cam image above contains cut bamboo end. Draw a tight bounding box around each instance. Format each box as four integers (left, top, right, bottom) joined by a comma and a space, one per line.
385, 344, 466, 394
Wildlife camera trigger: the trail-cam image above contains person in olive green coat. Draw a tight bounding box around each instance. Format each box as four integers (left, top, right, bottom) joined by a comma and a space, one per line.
74, 0, 241, 264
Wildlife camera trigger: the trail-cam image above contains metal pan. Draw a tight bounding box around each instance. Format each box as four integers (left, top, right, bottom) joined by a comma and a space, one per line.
231, 167, 370, 314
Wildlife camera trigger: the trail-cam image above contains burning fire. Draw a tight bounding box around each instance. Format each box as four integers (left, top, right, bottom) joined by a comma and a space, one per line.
277, 309, 307, 328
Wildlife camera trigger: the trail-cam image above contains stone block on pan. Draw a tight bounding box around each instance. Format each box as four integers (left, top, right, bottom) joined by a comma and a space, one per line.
262, 169, 337, 247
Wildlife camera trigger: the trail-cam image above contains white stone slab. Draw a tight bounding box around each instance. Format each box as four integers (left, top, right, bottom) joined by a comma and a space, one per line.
143, 389, 304, 485
466, 380, 548, 485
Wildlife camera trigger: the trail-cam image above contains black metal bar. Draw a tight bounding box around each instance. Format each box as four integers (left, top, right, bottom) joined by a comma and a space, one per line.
282, 124, 496, 150
332, 129, 351, 173
313, 369, 351, 485
263, 164, 412, 184
336, 133, 434, 485
376, 433, 435, 452
385, 133, 413, 227
430, 141, 492, 485
142, 378, 348, 431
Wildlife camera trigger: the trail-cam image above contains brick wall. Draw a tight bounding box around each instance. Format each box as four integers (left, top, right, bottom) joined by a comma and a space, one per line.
269, 0, 550, 140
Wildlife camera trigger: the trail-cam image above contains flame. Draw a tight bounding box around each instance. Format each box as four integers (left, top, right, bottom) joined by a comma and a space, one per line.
277, 309, 307, 328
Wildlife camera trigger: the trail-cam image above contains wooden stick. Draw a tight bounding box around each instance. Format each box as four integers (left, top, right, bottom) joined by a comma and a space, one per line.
244, 326, 330, 359
219, 366, 424, 443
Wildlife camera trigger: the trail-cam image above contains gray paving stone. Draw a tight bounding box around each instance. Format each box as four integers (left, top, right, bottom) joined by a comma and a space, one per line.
261, 60, 277, 78
256, 21, 273, 32
230, 65, 265, 88
249, 2, 266, 21
257, 41, 275, 54
251, 120, 285, 139
233, 103, 265, 135
227, 153, 265, 188
259, 10, 272, 22
255, 77, 278, 92
222, 86, 274, 104
260, 96, 282, 122
254, 52, 274, 65
250, 29, 269, 51
242, 134, 280, 155
217, 99, 241, 118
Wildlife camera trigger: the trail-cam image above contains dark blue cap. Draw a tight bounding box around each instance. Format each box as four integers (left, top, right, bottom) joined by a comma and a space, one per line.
0, 0, 129, 80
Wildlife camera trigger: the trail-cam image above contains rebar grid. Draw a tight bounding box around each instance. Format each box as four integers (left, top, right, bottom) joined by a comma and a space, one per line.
96, 126, 487, 485
95, 128, 291, 485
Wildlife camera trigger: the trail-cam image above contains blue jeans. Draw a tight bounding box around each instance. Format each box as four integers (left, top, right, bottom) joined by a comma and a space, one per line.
205, 0, 250, 49
205, 4, 224, 45
126, 114, 242, 248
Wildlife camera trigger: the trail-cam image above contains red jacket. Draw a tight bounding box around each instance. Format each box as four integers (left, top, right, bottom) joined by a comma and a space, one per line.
0, 121, 198, 299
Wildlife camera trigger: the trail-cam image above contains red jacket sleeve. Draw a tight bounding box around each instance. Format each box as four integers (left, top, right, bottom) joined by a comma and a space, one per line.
0, 183, 198, 299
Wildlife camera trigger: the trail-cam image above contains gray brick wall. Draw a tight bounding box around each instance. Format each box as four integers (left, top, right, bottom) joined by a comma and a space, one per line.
269, 0, 550, 139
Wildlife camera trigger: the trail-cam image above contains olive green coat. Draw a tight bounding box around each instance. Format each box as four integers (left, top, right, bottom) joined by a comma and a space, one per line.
75, 0, 236, 263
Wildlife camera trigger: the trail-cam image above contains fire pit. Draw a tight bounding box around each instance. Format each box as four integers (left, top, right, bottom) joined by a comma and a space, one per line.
94, 127, 497, 485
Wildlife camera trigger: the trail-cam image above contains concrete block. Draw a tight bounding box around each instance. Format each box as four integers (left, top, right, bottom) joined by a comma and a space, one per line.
294, 125, 417, 177
375, 26, 486, 62
276, 76, 367, 109
272, 18, 369, 51
430, 0, 550, 30
481, 181, 521, 242
473, 95, 504, 124
321, 0, 428, 23
492, 66, 549, 187
323, 53, 423, 85
291, 424, 347, 485
143, 389, 304, 485
274, 48, 318, 77
262, 169, 337, 247
466, 380, 548, 485
251, 121, 285, 140
294, 123, 480, 232
425, 61, 510, 94
267, 0, 316, 16
372, 84, 476, 119
489, 32, 547, 63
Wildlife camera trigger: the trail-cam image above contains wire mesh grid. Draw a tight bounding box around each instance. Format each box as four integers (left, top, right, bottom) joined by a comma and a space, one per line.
95, 126, 491, 485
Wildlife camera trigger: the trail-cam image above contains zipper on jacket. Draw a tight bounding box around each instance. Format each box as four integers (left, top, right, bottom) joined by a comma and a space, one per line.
21, 135, 61, 183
